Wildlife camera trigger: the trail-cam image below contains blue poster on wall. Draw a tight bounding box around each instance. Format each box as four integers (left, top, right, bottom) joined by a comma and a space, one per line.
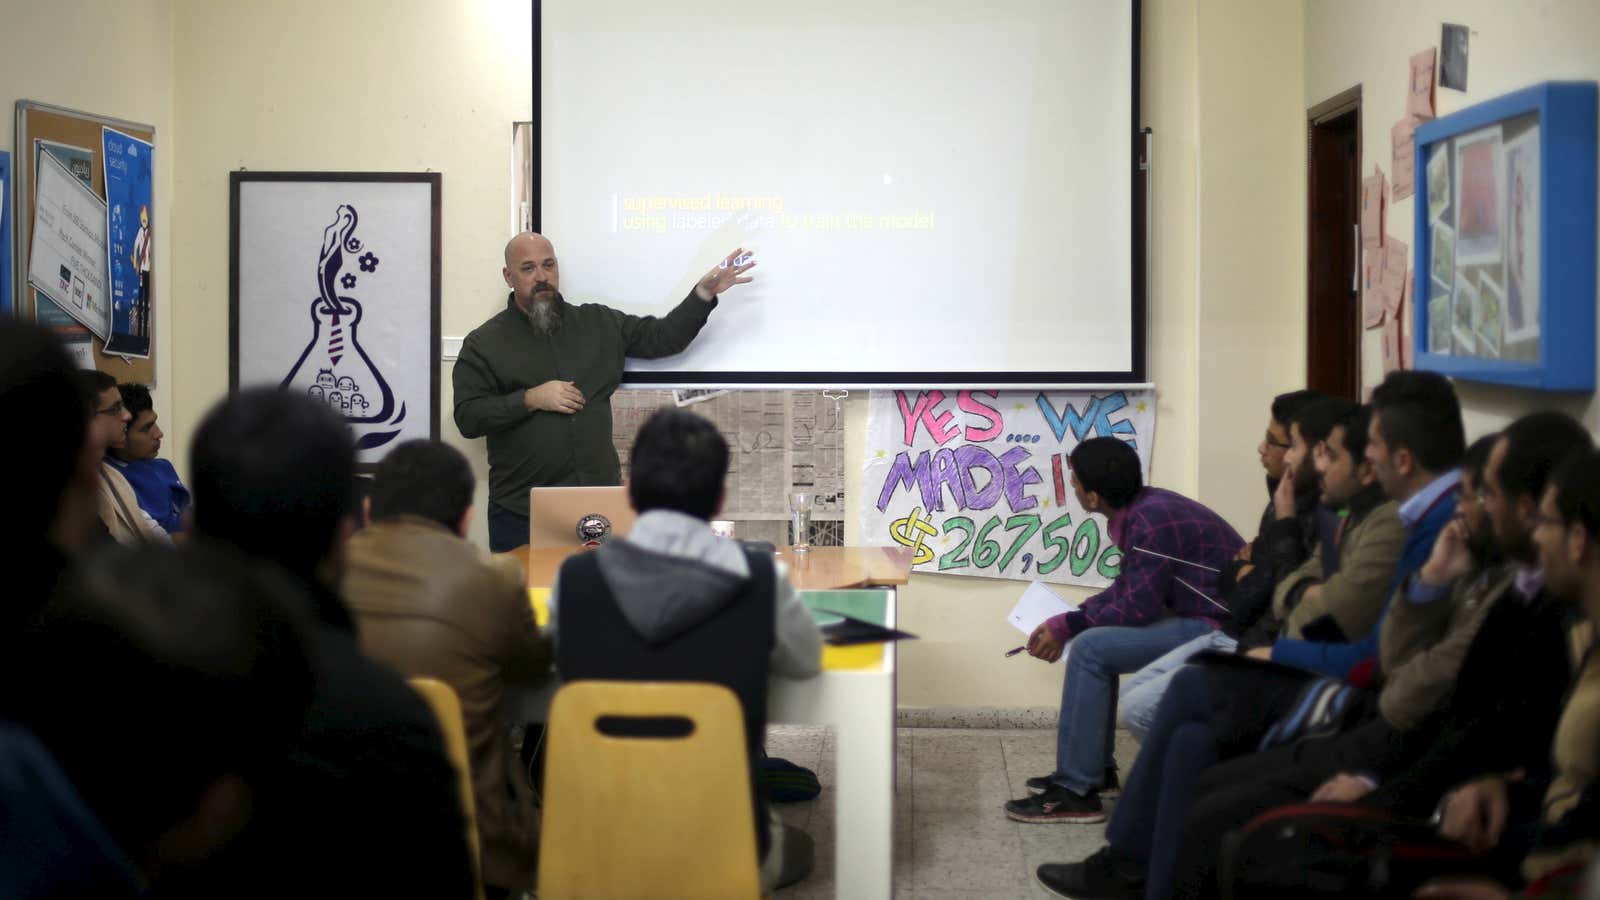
1, 150, 12, 317
102, 127, 153, 358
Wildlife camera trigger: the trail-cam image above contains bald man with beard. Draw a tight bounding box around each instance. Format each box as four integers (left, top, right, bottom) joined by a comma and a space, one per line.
453, 234, 755, 551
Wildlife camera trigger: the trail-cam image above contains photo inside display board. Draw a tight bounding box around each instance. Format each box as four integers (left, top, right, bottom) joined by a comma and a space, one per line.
1423, 111, 1540, 364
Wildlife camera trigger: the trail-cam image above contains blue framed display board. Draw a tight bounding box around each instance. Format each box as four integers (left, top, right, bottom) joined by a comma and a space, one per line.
1, 150, 11, 316
1413, 81, 1596, 391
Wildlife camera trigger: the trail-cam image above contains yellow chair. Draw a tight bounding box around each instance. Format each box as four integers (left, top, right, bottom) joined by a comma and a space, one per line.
537, 680, 762, 900
410, 677, 486, 900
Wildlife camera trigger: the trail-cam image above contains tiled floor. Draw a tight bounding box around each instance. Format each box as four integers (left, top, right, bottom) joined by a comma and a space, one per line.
767, 725, 1142, 899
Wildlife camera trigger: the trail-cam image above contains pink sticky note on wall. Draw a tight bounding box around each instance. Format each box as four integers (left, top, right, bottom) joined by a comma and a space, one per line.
1363, 249, 1385, 328
1383, 238, 1409, 316
1362, 167, 1388, 250
1408, 48, 1437, 119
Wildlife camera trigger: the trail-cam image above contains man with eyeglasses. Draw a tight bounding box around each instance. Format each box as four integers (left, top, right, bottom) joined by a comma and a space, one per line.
1410, 445, 1600, 900
1113, 396, 1346, 739
1177, 412, 1592, 900
1203, 413, 1593, 896
104, 383, 189, 535
1253, 390, 1325, 541
72, 370, 168, 544
1253, 404, 1404, 646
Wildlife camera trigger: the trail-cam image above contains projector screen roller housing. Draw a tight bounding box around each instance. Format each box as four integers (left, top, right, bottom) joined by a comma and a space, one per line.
534, 0, 1144, 386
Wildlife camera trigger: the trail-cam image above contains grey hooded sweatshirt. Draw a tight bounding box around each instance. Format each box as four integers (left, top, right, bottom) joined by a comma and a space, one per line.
547, 509, 823, 678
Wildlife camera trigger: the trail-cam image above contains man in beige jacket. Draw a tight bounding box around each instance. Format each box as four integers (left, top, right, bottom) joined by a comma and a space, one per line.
1270, 405, 1406, 642
343, 439, 550, 898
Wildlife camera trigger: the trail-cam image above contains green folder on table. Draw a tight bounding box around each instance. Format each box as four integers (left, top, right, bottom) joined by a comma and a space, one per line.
800, 590, 917, 646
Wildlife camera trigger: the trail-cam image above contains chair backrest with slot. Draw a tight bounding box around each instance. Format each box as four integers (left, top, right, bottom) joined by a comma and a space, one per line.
537, 680, 760, 900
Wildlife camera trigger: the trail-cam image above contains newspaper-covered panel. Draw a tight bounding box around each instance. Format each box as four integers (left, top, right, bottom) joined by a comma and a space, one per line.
611, 390, 847, 533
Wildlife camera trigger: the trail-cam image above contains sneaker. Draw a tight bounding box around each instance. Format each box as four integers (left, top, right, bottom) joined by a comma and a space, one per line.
1026, 770, 1120, 799
1035, 845, 1145, 899
1004, 786, 1105, 824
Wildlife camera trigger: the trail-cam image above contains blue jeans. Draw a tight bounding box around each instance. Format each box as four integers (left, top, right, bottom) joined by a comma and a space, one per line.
1050, 617, 1216, 795
1105, 664, 1221, 900
1117, 631, 1238, 738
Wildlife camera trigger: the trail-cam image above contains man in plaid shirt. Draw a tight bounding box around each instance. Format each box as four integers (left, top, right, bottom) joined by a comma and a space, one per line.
1006, 437, 1244, 824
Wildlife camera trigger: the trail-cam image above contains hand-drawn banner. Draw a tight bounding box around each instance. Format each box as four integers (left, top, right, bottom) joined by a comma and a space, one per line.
861, 389, 1156, 587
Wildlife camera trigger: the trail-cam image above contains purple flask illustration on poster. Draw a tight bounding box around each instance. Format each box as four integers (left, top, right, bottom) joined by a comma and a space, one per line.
280, 204, 405, 450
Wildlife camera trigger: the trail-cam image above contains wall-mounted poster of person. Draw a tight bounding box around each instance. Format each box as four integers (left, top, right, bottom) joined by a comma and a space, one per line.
230, 173, 441, 466
102, 127, 154, 358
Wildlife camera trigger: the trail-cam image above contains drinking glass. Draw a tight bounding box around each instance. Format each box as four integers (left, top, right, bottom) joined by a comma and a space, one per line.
789, 491, 814, 552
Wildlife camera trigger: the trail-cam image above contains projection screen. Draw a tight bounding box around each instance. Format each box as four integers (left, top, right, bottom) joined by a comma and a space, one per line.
535, 0, 1143, 386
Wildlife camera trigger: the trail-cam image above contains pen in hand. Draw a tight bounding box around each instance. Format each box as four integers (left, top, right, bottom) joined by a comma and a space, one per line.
1005, 645, 1027, 657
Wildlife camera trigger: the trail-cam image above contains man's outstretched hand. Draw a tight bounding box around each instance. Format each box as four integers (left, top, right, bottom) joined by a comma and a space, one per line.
695, 247, 758, 301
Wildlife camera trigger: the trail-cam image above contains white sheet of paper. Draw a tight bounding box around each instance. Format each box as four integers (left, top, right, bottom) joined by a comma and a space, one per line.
27, 151, 110, 340
1008, 581, 1078, 636
64, 339, 96, 370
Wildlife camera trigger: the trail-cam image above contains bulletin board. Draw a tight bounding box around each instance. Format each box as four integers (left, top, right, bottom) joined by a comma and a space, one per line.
12, 100, 156, 385
1413, 81, 1596, 391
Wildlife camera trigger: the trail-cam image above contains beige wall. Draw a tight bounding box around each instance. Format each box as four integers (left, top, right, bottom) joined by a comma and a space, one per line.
167, 0, 533, 519
0, 0, 176, 425
853, 0, 1309, 710
1304, 0, 1600, 439
1195, 0, 1307, 532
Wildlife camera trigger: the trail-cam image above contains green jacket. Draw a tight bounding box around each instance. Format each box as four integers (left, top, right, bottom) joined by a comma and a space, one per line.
1376, 563, 1517, 731
452, 291, 717, 515
1274, 492, 1406, 641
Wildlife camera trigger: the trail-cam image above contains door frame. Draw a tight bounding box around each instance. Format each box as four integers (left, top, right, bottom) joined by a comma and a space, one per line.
1306, 86, 1363, 398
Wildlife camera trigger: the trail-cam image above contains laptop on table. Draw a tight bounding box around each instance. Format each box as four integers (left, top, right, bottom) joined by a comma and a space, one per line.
527, 486, 637, 550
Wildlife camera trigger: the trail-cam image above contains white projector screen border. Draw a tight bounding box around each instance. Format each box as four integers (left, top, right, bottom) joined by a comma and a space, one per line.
530, 0, 1146, 389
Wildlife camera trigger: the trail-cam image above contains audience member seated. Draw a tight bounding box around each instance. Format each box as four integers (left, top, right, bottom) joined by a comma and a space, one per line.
1118, 393, 1347, 737
1262, 370, 1466, 677
1034, 371, 1467, 898
549, 408, 823, 892
1250, 388, 1326, 538
0, 322, 99, 654
1237, 435, 1600, 900
1039, 431, 1493, 900
169, 388, 475, 900
1225, 394, 1347, 651
1408, 450, 1600, 900
1006, 437, 1244, 824
1511, 451, 1600, 894
104, 382, 189, 535
0, 545, 316, 897
1181, 412, 1593, 900
343, 439, 550, 899
1268, 403, 1403, 643
71, 369, 169, 545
